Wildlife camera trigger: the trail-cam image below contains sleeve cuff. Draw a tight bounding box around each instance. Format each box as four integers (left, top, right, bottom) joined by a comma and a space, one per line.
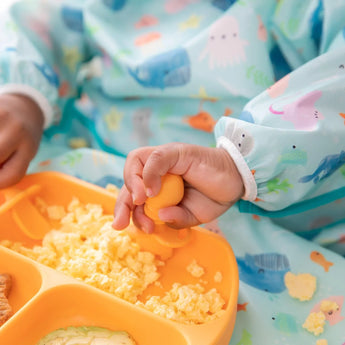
217, 136, 257, 201
0, 84, 54, 129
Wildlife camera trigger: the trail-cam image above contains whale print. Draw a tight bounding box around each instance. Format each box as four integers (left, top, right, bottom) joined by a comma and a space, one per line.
269, 90, 324, 130
61, 6, 84, 32
236, 253, 290, 293
299, 150, 345, 184
128, 47, 191, 89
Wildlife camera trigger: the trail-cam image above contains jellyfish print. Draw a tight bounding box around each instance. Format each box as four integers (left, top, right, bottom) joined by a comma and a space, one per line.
199, 15, 248, 69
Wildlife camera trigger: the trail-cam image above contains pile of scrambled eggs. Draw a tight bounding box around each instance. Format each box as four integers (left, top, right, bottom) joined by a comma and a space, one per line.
1, 197, 225, 324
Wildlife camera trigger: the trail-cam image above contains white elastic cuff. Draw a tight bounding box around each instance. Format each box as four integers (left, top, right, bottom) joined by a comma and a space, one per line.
217, 136, 257, 201
0, 84, 54, 129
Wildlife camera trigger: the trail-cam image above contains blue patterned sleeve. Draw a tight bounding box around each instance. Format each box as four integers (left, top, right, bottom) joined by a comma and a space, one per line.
0, 0, 91, 127
215, 46, 345, 214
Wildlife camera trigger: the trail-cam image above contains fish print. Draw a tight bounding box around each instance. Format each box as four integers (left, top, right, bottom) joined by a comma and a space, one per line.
134, 15, 159, 29
267, 178, 292, 193
310, 251, 334, 272
310, 296, 344, 326
299, 150, 345, 184
272, 313, 298, 334
278, 146, 307, 165
237, 302, 248, 312
135, 32, 161, 46
339, 112, 345, 124
185, 108, 230, 132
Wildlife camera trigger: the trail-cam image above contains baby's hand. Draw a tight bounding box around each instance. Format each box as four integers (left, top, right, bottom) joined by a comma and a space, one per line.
112, 143, 244, 233
0, 94, 44, 188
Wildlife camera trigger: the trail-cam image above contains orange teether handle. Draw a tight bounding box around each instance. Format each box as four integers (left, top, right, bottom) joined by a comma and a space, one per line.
144, 174, 184, 223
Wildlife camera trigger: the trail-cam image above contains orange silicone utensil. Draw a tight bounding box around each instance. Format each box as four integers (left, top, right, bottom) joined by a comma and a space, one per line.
1, 185, 50, 240
144, 174, 192, 248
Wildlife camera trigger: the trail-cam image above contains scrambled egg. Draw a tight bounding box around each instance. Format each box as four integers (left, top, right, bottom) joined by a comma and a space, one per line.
284, 272, 317, 301
316, 339, 328, 345
214, 271, 223, 283
302, 311, 326, 336
1, 198, 225, 325
320, 300, 339, 314
186, 259, 205, 278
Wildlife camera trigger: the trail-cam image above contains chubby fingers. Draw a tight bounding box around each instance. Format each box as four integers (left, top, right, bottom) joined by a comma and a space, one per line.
0, 145, 31, 188
112, 184, 156, 233
112, 185, 134, 230
142, 144, 183, 197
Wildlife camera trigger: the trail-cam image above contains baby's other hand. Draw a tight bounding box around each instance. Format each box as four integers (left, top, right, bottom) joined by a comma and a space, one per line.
0, 94, 44, 188
112, 143, 244, 233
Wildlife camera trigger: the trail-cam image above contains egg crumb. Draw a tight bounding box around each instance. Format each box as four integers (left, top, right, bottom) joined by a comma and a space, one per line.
105, 183, 120, 198
46, 205, 66, 220
0, 198, 225, 324
316, 339, 328, 345
138, 283, 225, 324
320, 300, 339, 314
186, 259, 205, 278
214, 271, 223, 283
303, 311, 326, 336
284, 272, 317, 301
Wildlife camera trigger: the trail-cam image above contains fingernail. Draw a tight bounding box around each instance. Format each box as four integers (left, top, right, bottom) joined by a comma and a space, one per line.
132, 193, 138, 205
158, 210, 173, 223
146, 188, 154, 198
142, 223, 153, 234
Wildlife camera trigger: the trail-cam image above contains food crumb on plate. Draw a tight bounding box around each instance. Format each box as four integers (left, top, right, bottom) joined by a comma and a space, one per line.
186, 259, 205, 278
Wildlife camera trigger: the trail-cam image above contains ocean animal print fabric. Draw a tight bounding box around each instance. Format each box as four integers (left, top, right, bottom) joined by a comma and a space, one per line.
1, 0, 345, 343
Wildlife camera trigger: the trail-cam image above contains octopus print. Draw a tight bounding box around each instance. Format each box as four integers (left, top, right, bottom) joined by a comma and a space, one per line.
200, 15, 248, 69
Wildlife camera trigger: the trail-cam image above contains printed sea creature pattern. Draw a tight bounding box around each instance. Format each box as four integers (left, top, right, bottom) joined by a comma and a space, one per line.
128, 47, 191, 88
299, 151, 345, 184
269, 90, 324, 130
236, 253, 290, 293
3, 1, 345, 344
200, 15, 248, 69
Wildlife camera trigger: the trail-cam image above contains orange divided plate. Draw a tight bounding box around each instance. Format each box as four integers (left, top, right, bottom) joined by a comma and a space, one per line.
0, 171, 239, 345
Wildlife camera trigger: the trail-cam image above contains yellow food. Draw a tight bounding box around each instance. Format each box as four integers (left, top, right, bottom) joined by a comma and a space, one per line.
1, 198, 225, 324
284, 272, 317, 301
316, 339, 328, 345
214, 271, 223, 283
302, 311, 326, 336
320, 300, 338, 313
186, 259, 205, 278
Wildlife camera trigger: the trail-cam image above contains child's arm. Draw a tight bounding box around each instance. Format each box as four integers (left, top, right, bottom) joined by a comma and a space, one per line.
0, 94, 44, 187
0, 0, 92, 186
112, 144, 244, 233
214, 47, 345, 215
0, 0, 92, 128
